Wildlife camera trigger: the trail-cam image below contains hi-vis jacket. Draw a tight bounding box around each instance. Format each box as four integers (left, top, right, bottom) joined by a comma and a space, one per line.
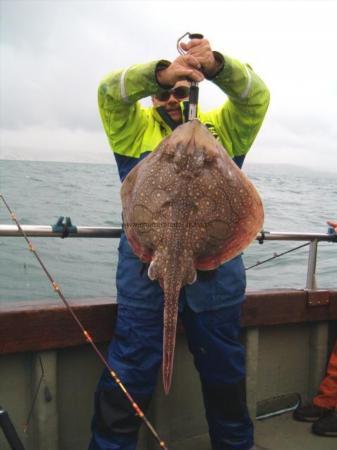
98, 54, 270, 312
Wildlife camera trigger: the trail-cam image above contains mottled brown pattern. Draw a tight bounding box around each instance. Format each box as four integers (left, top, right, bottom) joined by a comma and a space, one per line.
121, 120, 264, 394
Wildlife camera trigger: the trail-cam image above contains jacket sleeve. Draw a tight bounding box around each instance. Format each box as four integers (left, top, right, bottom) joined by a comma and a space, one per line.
97, 61, 169, 157
200, 54, 270, 158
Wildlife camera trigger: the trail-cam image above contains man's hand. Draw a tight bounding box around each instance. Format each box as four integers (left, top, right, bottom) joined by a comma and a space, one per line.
327, 220, 337, 232
156, 37, 221, 86
157, 54, 204, 87
180, 38, 222, 78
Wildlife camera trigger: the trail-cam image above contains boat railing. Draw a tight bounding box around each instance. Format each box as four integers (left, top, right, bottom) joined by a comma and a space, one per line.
0, 222, 336, 291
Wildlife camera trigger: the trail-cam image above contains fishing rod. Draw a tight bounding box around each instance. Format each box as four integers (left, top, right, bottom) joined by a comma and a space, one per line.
177, 32, 203, 120
0, 194, 168, 450
245, 242, 311, 271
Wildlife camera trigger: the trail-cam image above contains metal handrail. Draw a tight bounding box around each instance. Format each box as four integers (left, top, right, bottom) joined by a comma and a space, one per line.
0, 225, 122, 238
1, 224, 336, 290
0, 225, 336, 242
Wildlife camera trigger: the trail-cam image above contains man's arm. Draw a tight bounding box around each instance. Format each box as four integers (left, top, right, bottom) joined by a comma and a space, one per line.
176, 37, 270, 158
98, 61, 162, 157
201, 54, 270, 158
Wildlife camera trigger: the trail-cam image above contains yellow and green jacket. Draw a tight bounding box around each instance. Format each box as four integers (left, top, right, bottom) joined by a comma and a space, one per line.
98, 55, 270, 312
98, 55, 270, 181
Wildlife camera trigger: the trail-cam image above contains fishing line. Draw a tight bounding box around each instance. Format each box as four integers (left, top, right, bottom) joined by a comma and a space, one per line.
245, 242, 310, 271
0, 193, 168, 450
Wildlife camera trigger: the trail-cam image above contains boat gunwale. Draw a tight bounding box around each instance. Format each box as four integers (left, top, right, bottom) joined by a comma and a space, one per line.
1, 289, 337, 355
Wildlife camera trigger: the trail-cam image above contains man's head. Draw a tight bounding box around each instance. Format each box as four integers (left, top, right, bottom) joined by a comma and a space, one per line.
152, 81, 190, 124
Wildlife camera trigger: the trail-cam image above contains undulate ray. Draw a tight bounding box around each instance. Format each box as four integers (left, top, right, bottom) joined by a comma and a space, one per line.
121, 119, 264, 394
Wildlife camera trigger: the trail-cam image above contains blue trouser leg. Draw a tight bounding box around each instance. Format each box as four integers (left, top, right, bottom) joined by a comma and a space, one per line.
89, 301, 253, 450
181, 303, 254, 450
88, 305, 163, 450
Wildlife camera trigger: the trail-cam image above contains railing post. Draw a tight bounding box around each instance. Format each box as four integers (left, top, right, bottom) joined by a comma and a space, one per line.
308, 323, 329, 399
306, 239, 318, 290
305, 239, 329, 399
245, 327, 259, 420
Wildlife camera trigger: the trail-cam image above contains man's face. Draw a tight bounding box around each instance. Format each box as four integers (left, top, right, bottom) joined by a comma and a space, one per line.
152, 81, 190, 123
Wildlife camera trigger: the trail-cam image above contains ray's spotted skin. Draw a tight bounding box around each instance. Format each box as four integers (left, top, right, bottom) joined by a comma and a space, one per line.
121, 119, 264, 394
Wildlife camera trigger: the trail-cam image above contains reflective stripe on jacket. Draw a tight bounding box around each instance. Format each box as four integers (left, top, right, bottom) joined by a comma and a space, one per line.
98, 55, 269, 311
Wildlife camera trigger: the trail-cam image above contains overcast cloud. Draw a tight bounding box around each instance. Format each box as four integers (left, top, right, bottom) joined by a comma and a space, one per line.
0, 0, 336, 172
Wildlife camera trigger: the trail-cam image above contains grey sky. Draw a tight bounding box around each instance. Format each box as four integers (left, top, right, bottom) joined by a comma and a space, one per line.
0, 0, 336, 172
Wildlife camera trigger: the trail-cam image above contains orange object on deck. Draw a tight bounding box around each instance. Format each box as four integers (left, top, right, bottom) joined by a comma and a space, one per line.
314, 341, 337, 411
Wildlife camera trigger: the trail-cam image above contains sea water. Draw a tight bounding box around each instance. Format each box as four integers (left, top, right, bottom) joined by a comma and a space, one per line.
0, 160, 336, 303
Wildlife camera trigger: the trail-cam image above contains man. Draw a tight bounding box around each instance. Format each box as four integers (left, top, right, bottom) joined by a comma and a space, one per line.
293, 220, 337, 437
89, 37, 270, 450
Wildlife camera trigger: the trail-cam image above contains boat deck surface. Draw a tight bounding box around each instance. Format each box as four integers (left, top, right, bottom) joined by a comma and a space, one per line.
255, 412, 336, 450
167, 412, 337, 450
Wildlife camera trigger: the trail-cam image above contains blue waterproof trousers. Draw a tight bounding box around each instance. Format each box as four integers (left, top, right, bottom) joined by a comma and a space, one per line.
88, 301, 254, 450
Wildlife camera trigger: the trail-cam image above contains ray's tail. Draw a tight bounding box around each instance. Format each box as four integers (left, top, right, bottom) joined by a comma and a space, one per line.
162, 286, 180, 395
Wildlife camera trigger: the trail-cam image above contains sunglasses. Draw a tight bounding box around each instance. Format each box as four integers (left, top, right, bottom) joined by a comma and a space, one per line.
155, 86, 190, 102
